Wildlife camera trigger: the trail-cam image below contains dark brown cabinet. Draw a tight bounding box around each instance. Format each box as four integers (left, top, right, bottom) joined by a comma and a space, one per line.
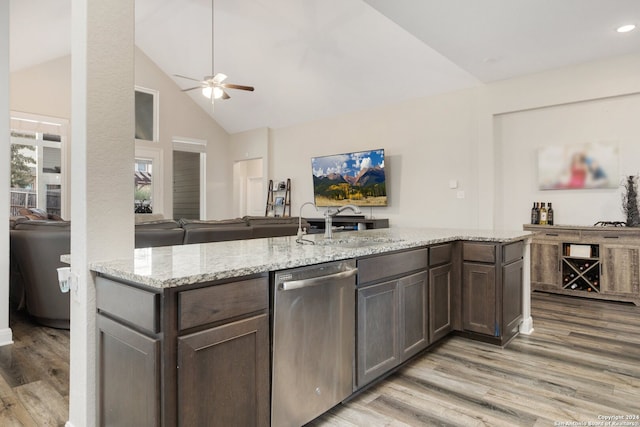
462, 262, 496, 336
356, 279, 399, 386
98, 315, 160, 427
428, 243, 454, 344
461, 241, 523, 345
96, 274, 269, 427
399, 271, 429, 360
429, 264, 453, 343
356, 248, 429, 388
177, 314, 269, 427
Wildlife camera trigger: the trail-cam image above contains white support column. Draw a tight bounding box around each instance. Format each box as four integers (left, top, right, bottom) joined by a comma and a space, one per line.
69, 1, 134, 426
519, 236, 534, 334
0, 0, 13, 347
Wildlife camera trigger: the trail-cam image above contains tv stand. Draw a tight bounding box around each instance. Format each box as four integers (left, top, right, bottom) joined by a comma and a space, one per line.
305, 216, 389, 234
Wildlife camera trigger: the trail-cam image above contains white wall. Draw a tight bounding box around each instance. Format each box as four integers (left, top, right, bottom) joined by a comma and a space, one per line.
487, 53, 640, 230
268, 53, 640, 231
495, 94, 640, 229
269, 88, 481, 228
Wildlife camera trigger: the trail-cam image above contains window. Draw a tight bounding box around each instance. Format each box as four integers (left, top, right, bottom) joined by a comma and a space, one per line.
134, 158, 153, 213
134, 147, 164, 216
9, 114, 67, 218
135, 86, 159, 142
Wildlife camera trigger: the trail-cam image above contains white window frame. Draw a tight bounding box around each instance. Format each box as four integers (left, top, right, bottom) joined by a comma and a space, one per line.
9, 112, 69, 219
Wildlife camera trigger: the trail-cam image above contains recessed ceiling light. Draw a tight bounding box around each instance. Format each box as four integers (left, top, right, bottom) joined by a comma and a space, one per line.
617, 24, 636, 33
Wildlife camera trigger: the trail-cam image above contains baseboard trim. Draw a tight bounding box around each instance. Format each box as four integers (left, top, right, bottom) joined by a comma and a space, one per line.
519, 316, 534, 335
0, 327, 13, 347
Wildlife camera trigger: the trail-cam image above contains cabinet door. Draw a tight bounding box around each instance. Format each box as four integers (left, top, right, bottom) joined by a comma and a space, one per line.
462, 263, 496, 336
98, 315, 160, 427
177, 314, 269, 427
399, 271, 429, 360
601, 244, 640, 296
530, 241, 560, 287
502, 259, 523, 341
357, 280, 399, 387
429, 263, 452, 343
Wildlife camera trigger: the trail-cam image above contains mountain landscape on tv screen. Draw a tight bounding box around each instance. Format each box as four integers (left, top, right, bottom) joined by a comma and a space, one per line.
312, 150, 387, 207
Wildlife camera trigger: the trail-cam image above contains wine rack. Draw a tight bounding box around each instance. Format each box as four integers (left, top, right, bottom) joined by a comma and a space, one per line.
561, 243, 600, 293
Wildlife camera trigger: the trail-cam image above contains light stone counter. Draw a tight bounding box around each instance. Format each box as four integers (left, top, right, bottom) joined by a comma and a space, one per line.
87, 227, 531, 289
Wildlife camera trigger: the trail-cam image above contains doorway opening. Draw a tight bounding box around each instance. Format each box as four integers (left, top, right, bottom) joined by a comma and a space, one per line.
233, 158, 264, 218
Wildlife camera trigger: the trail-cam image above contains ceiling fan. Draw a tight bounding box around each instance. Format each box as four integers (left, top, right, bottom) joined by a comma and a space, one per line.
174, 0, 254, 104
174, 73, 254, 101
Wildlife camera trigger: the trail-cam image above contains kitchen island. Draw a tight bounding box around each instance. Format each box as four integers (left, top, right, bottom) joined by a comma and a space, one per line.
91, 227, 532, 426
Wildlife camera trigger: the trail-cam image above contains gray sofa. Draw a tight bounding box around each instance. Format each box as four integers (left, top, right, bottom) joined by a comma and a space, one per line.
10, 216, 307, 329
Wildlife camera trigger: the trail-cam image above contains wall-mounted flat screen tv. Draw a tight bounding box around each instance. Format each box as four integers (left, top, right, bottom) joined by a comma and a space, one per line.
311, 148, 387, 207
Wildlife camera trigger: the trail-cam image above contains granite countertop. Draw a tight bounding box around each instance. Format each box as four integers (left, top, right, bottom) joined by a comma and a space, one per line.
88, 227, 531, 289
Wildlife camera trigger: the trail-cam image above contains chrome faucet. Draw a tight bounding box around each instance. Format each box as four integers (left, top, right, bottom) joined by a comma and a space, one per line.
324, 205, 361, 239
296, 202, 319, 244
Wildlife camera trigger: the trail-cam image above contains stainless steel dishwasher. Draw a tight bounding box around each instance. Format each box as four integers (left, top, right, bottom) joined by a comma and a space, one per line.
271, 260, 357, 427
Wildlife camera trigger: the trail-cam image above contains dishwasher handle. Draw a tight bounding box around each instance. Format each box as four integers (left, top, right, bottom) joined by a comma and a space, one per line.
280, 267, 358, 291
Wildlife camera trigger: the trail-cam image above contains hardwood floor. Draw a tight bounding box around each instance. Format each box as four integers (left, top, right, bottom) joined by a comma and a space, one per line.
0, 292, 638, 427
311, 292, 640, 426
0, 309, 69, 427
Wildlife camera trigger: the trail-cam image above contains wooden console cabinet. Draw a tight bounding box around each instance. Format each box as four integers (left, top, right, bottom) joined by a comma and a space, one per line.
524, 224, 640, 305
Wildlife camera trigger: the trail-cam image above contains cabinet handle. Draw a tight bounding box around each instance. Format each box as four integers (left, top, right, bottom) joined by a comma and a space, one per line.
603, 236, 619, 239
545, 233, 559, 236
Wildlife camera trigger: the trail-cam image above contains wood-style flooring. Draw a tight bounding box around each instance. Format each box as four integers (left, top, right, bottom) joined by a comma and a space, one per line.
0, 292, 638, 426
311, 292, 640, 426
0, 309, 69, 427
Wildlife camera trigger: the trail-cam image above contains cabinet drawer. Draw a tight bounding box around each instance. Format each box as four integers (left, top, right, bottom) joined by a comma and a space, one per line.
179, 277, 268, 330
358, 248, 428, 285
429, 243, 452, 266
96, 276, 160, 333
503, 241, 524, 264
463, 242, 496, 263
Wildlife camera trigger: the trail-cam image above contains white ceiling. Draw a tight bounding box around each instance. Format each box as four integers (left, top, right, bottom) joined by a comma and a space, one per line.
9, 0, 640, 134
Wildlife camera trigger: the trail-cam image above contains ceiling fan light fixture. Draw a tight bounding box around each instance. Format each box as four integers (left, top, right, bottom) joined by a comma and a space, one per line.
616, 24, 636, 33
202, 86, 213, 99
212, 86, 225, 99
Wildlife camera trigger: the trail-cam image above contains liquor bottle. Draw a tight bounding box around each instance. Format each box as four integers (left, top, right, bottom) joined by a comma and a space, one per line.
547, 202, 554, 225
539, 203, 548, 225
531, 202, 538, 224
535, 202, 541, 224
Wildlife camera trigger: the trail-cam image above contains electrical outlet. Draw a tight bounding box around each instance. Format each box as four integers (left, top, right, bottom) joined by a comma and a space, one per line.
456, 190, 465, 199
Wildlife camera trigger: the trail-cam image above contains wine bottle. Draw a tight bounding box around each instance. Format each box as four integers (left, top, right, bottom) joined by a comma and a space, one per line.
531, 202, 538, 224
547, 202, 554, 225
539, 203, 548, 225
570, 283, 578, 290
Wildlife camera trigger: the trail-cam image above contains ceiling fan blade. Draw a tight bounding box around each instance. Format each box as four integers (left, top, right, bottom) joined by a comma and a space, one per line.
213, 73, 228, 84
173, 74, 204, 83
181, 86, 203, 92
221, 83, 255, 92
221, 90, 231, 100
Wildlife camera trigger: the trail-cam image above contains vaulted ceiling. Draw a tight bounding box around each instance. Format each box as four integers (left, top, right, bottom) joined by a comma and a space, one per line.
9, 0, 640, 134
